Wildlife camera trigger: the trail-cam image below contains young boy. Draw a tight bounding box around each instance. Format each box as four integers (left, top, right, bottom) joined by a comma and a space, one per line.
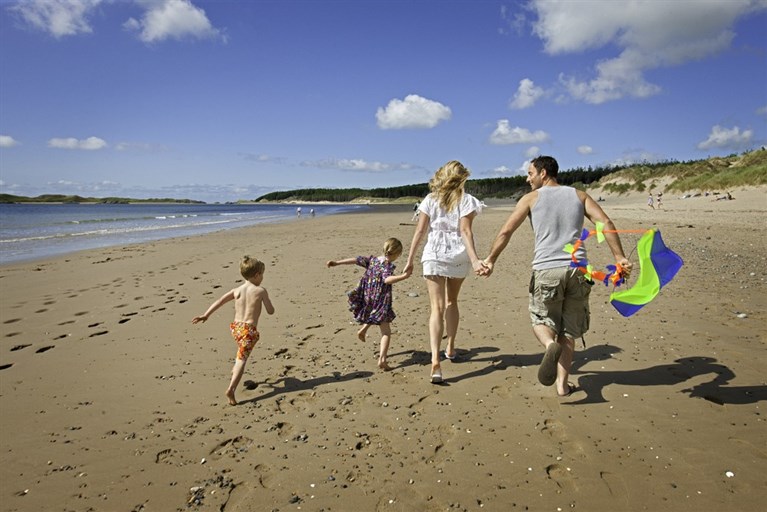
192, 256, 275, 405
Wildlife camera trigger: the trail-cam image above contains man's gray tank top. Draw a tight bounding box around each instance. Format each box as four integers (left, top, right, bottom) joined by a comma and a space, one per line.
530, 186, 586, 270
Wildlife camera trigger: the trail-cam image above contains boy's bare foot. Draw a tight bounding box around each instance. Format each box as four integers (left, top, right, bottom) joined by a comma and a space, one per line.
225, 389, 238, 406
378, 359, 392, 371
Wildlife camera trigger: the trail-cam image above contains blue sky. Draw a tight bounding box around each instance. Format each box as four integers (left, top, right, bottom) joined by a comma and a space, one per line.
1, 0, 765, 203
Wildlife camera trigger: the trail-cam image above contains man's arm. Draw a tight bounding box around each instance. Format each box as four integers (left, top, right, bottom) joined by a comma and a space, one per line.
580, 191, 632, 273
481, 194, 533, 276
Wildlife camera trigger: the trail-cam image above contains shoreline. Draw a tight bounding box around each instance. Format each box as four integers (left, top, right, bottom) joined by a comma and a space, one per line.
1, 189, 765, 511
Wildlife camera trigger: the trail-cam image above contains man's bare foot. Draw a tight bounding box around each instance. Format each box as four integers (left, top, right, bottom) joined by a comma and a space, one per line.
378, 358, 392, 371
225, 389, 237, 406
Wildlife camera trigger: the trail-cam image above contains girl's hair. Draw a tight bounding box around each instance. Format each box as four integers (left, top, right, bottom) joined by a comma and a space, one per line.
240, 255, 265, 279
383, 238, 403, 259
429, 160, 470, 212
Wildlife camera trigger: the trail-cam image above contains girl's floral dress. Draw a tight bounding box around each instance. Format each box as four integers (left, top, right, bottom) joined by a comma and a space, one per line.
347, 256, 396, 325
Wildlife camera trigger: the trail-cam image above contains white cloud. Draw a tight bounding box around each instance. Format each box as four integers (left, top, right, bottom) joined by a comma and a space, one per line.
489, 120, 549, 145
48, 136, 107, 150
697, 125, 753, 150
529, 0, 767, 104
525, 146, 540, 158
490, 163, 527, 177
0, 135, 20, 148
125, 0, 224, 43
302, 158, 413, 173
510, 78, 545, 109
577, 145, 593, 155
11, 0, 102, 38
757, 105, 767, 116
376, 94, 452, 130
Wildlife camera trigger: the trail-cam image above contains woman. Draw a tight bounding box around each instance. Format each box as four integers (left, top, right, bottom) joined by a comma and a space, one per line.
403, 161, 484, 383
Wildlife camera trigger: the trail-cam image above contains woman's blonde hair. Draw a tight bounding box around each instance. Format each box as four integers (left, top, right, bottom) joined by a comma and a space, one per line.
383, 238, 403, 259
429, 160, 470, 212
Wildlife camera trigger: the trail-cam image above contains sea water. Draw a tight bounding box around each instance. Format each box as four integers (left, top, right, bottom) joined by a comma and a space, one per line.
0, 203, 366, 265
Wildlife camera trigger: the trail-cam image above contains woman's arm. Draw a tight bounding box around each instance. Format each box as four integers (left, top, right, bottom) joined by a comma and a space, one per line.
459, 211, 483, 272
403, 213, 429, 275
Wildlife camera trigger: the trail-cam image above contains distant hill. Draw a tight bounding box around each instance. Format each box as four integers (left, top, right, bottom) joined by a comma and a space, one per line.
0, 194, 205, 204
256, 149, 766, 203
594, 148, 767, 195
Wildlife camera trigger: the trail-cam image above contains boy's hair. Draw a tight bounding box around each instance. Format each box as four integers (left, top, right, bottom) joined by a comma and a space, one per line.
429, 160, 470, 212
383, 238, 403, 259
531, 156, 559, 178
240, 255, 265, 279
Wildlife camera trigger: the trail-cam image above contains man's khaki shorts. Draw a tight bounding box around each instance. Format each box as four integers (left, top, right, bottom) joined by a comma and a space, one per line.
528, 267, 591, 339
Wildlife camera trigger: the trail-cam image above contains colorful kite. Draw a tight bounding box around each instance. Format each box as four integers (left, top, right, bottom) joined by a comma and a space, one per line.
564, 222, 683, 317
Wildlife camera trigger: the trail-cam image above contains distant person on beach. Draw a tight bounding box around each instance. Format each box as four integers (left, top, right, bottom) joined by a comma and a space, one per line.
310, 208, 315, 217
478, 156, 632, 397
327, 238, 411, 371
647, 194, 654, 209
296, 207, 302, 217
403, 161, 484, 383
191, 256, 275, 405
411, 201, 420, 222
656, 192, 663, 209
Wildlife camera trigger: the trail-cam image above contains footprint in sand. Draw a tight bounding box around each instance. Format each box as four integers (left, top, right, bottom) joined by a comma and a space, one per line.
5, 332, 21, 337
11, 344, 31, 351
545, 463, 578, 491
540, 418, 586, 458
253, 464, 274, 489
36, 346, 55, 353
155, 448, 179, 464
3, 318, 21, 324
209, 436, 255, 460
89, 331, 109, 338
0, 363, 13, 370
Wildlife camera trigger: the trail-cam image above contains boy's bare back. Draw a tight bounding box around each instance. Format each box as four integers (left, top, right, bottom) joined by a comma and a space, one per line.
232, 282, 273, 326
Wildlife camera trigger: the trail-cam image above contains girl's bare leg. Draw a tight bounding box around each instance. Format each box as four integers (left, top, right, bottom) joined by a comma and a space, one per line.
378, 322, 392, 371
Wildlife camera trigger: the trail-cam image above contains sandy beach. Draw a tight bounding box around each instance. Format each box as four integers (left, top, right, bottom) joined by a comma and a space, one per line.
1, 187, 765, 512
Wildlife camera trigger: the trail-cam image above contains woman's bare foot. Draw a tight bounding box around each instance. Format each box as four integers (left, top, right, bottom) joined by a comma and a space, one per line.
225, 389, 238, 406
378, 358, 392, 371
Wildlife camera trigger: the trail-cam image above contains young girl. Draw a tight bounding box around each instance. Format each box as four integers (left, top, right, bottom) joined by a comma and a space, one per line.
327, 238, 411, 370
403, 161, 484, 383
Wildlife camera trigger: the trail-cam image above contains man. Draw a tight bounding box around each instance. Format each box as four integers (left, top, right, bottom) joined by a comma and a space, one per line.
479, 156, 632, 397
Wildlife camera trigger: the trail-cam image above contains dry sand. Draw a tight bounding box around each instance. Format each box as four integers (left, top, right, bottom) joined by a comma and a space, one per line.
1, 187, 765, 511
